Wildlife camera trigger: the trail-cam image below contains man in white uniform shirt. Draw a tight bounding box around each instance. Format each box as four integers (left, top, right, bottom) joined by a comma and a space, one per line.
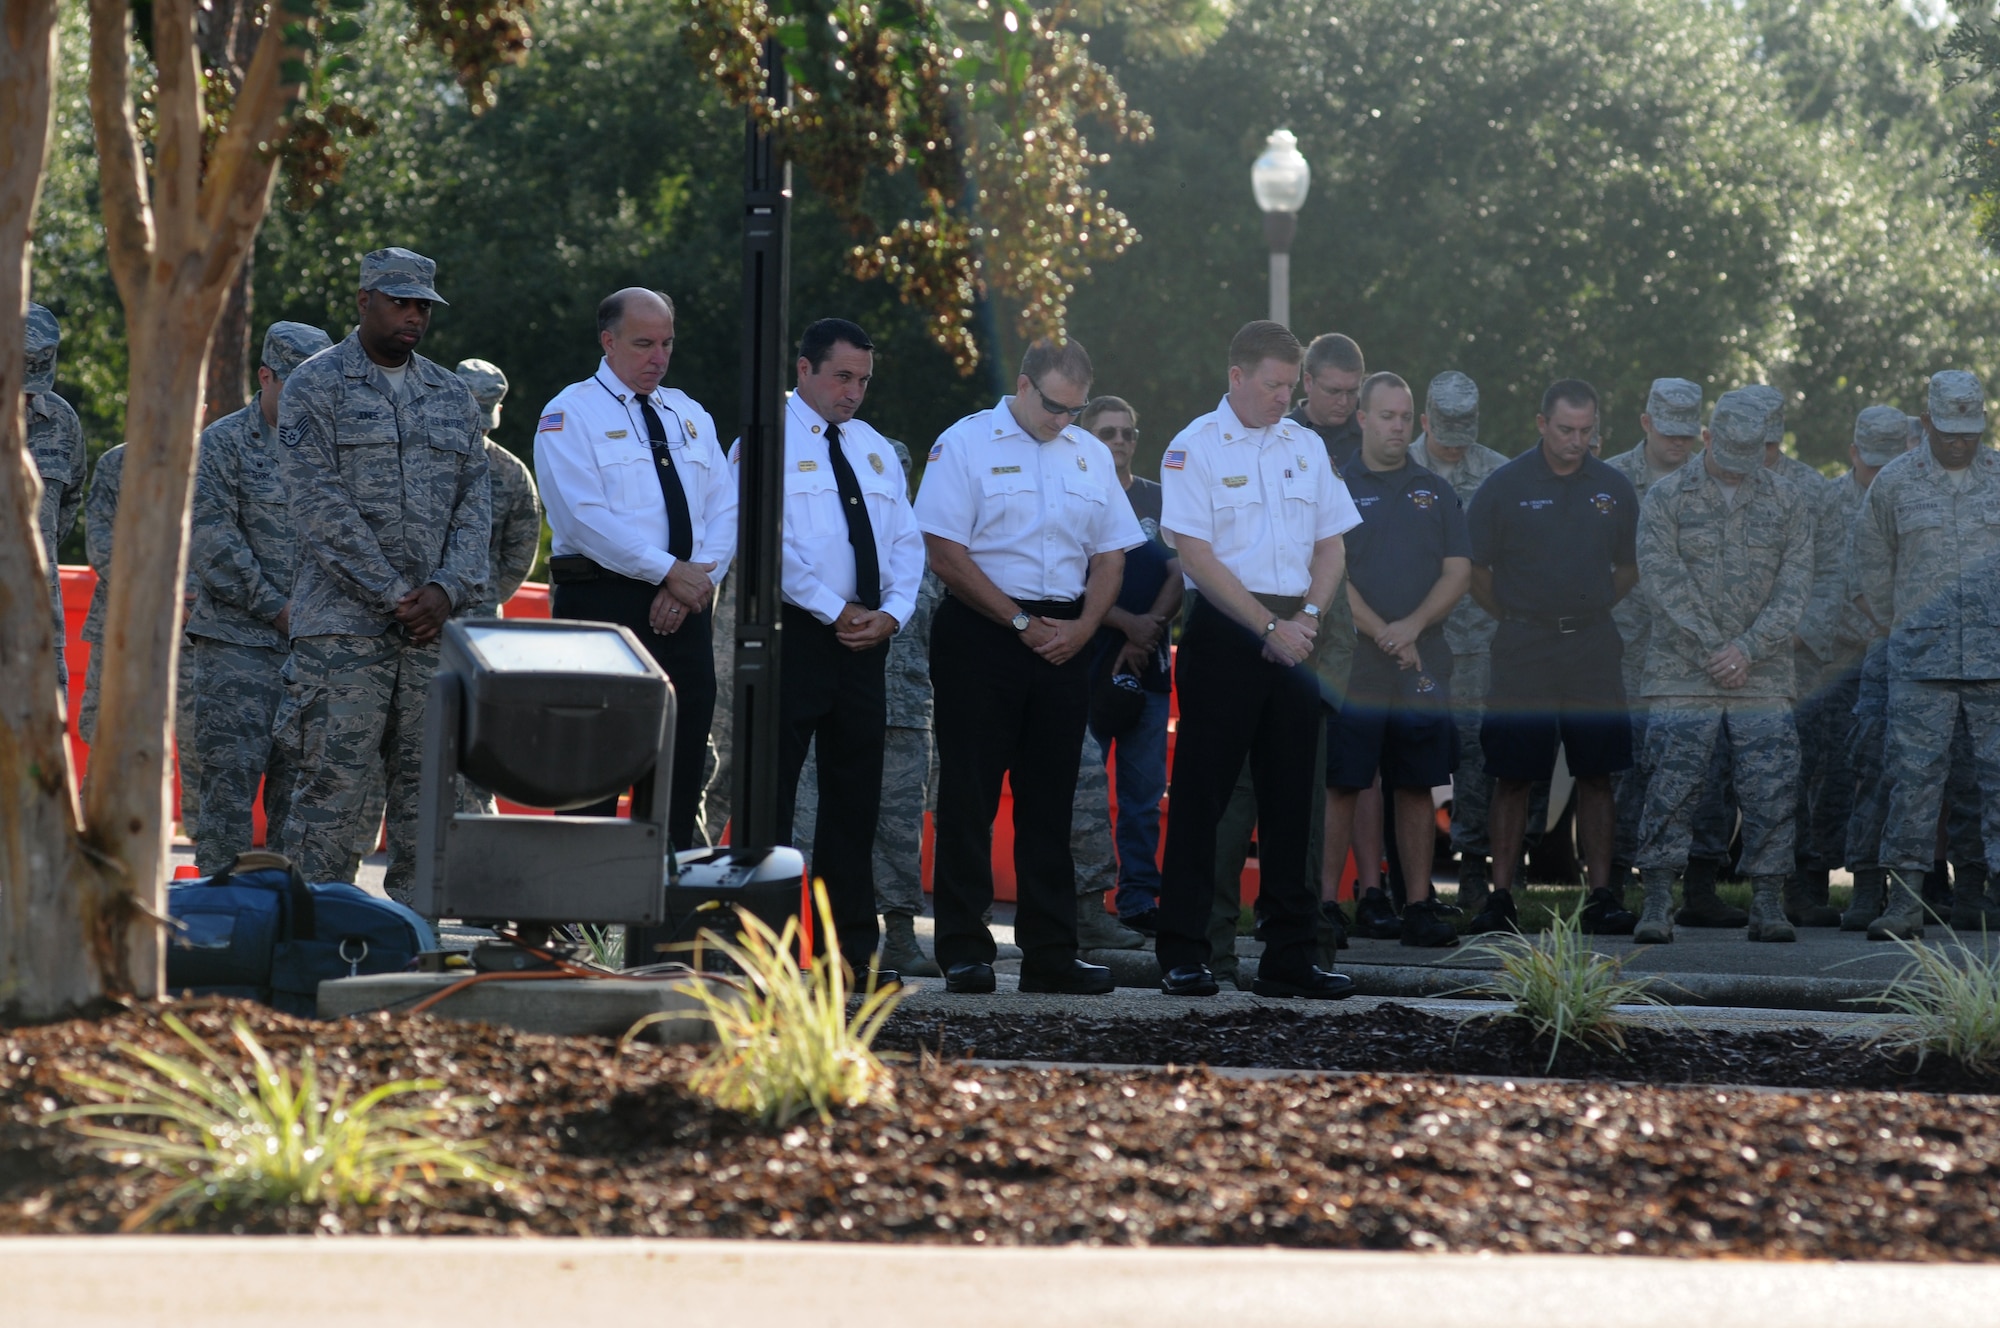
535, 288, 738, 873
768, 318, 925, 979
913, 337, 1144, 996
1156, 321, 1363, 999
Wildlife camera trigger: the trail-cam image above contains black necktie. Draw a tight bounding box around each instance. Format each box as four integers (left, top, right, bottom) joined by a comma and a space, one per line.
824, 421, 881, 611
635, 395, 695, 562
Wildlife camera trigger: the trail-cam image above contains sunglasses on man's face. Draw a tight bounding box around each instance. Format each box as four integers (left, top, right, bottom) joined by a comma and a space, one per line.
1094, 425, 1138, 442
1030, 379, 1088, 419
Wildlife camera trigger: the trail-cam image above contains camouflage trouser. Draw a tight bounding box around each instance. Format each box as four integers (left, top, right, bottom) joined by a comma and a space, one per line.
78, 637, 105, 745
1612, 651, 1648, 867
1073, 731, 1117, 897
1637, 697, 1798, 877
794, 726, 936, 915
189, 639, 296, 875
1451, 651, 1548, 858
697, 573, 737, 845
1687, 736, 1739, 864
1794, 659, 1861, 872
275, 632, 439, 903
1879, 676, 2000, 874
1844, 643, 1892, 869
174, 642, 202, 836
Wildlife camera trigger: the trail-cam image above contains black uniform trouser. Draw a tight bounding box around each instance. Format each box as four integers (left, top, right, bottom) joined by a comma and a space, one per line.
551, 575, 715, 851
776, 604, 888, 969
930, 595, 1090, 976
1158, 598, 1323, 976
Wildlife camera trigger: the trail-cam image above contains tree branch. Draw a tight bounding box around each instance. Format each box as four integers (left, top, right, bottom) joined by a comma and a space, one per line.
196, 6, 301, 291
151, 0, 206, 265
86, 0, 156, 309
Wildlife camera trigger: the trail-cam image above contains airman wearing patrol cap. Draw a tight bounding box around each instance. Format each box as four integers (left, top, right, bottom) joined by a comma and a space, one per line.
275, 250, 490, 903
1632, 388, 1813, 945
453, 358, 542, 620
1411, 371, 1529, 916
1852, 370, 2000, 940
180, 321, 336, 871
23, 303, 87, 696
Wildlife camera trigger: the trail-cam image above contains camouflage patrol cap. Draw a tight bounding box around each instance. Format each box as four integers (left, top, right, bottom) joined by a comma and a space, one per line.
455, 358, 509, 430
359, 246, 448, 305
1644, 377, 1702, 438
1927, 369, 1985, 434
24, 302, 59, 396
1424, 371, 1478, 447
1707, 389, 1767, 473
1742, 384, 1785, 445
1853, 406, 1908, 467
261, 321, 332, 381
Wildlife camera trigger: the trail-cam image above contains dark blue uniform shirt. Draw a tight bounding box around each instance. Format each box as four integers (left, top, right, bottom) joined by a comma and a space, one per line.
1465, 445, 1638, 618
1341, 456, 1472, 624
1289, 407, 1362, 473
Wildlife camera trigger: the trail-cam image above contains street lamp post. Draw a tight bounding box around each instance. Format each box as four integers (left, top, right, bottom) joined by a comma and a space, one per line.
1252, 129, 1311, 327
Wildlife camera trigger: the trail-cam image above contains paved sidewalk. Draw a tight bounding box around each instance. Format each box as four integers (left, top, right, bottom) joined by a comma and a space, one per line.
11, 1236, 2000, 1328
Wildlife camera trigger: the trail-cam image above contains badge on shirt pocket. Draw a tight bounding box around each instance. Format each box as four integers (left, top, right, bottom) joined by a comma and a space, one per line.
868, 453, 884, 474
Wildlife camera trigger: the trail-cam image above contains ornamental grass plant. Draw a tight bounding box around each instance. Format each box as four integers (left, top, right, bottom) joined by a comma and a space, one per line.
1861, 930, 2000, 1077
1454, 906, 1673, 1071
43, 1015, 508, 1229
634, 881, 906, 1127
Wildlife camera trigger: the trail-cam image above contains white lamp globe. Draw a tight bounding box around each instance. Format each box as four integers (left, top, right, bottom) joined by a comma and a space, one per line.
1252, 129, 1311, 215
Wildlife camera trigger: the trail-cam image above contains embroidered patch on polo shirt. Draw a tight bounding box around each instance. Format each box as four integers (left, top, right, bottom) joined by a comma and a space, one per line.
538, 412, 564, 433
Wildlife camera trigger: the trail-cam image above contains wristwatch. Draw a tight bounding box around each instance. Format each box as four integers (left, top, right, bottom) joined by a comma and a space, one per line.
1263, 619, 1279, 635
1301, 603, 1322, 620
1011, 611, 1032, 632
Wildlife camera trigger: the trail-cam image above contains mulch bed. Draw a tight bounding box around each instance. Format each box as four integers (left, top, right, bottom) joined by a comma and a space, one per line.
2, 1000, 1998, 1259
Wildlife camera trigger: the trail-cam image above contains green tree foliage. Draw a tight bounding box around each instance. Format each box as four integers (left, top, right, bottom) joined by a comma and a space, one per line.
1072, 0, 2000, 468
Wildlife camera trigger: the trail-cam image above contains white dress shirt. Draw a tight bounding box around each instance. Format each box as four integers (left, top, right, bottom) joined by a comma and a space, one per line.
913, 397, 1144, 601
1160, 396, 1361, 596
534, 359, 738, 586
753, 392, 926, 629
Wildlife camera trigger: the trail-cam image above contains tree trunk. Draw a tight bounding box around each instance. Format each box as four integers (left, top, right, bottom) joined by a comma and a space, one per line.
204, 261, 253, 425
0, 0, 99, 1023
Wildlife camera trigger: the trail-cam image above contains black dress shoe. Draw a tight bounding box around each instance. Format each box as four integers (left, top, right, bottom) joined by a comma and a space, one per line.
1123, 907, 1161, 937
864, 968, 901, 989
1018, 959, 1115, 995
944, 961, 997, 994
1252, 965, 1357, 1000
1161, 964, 1219, 996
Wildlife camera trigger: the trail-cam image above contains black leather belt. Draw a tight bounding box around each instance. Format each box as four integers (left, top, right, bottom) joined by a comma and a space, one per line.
1502, 608, 1609, 635
548, 554, 659, 589
1014, 598, 1083, 621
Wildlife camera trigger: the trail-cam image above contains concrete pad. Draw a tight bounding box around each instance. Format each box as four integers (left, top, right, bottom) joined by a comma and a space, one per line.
9, 1236, 2000, 1328
317, 972, 720, 1042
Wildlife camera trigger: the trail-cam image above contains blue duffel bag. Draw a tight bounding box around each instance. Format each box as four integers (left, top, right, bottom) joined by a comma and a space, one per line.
167, 851, 435, 1016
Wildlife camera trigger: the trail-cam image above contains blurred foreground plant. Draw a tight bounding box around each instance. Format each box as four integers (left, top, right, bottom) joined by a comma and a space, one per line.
1860, 930, 2000, 1077
44, 1015, 508, 1229
1455, 908, 1672, 1072
634, 881, 904, 1127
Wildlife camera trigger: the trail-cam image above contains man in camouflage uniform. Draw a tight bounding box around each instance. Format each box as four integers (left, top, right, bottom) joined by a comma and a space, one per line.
1411, 371, 1531, 916
275, 250, 489, 903
1606, 378, 1746, 927
453, 359, 542, 617
24, 304, 86, 696
697, 570, 736, 845
183, 323, 333, 872
1851, 370, 2000, 940
1633, 389, 1813, 943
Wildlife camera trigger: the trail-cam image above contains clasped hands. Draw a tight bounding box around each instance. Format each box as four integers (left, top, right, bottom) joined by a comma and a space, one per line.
1706, 642, 1752, 689
649, 560, 718, 634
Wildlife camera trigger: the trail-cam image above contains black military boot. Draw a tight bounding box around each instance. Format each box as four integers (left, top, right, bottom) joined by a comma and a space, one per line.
1784, 869, 1841, 928
1674, 857, 1746, 927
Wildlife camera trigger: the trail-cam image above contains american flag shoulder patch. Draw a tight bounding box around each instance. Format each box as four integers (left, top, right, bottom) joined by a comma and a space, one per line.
927, 440, 944, 462
538, 411, 565, 433
1162, 449, 1187, 470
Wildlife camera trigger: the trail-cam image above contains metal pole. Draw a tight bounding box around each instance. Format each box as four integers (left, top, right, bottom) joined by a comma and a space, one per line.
728, 38, 791, 857
1263, 211, 1298, 328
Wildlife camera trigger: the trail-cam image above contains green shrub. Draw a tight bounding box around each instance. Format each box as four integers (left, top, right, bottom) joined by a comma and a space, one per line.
1862, 931, 2000, 1076
1454, 907, 1670, 1071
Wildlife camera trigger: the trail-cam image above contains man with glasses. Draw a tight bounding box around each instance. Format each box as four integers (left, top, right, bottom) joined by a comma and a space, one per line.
1067, 395, 1180, 943
914, 338, 1144, 995
1291, 332, 1365, 471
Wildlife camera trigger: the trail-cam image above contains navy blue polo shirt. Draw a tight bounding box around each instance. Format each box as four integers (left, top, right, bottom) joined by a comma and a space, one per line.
1465, 445, 1639, 618
1342, 456, 1472, 622
1289, 407, 1362, 473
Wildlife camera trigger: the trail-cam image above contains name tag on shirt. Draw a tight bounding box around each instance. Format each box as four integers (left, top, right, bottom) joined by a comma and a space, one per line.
992, 465, 1022, 475
1222, 476, 1249, 488
798, 459, 819, 472
606, 429, 628, 439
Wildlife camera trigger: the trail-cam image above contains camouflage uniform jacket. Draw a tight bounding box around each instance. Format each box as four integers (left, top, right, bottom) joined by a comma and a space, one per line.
82, 443, 123, 645
28, 390, 86, 619
1818, 470, 1877, 664
1767, 451, 1845, 669
1852, 445, 2000, 682
884, 567, 945, 729
472, 438, 542, 613
1637, 462, 1812, 700
1605, 443, 1687, 663
277, 334, 490, 637
1409, 436, 1508, 655
187, 395, 297, 648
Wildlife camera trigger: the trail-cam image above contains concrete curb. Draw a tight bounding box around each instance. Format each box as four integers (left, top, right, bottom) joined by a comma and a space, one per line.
1072, 949, 1894, 1013
9, 1236, 2000, 1328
